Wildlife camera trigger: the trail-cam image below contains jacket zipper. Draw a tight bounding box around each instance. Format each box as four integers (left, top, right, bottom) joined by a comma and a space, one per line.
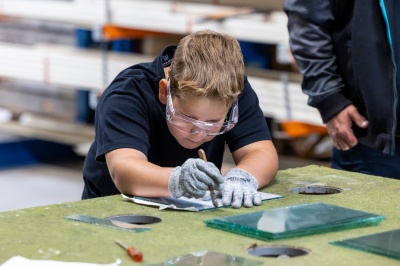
379, 0, 398, 155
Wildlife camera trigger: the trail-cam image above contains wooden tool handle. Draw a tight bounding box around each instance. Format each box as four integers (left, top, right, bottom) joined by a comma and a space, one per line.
198, 148, 219, 207
198, 149, 207, 162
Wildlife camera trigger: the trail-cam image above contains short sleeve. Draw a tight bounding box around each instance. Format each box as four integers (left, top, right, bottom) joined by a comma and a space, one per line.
94, 77, 151, 162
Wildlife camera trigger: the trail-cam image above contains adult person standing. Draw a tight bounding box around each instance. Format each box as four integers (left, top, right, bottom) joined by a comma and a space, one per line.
283, 0, 400, 179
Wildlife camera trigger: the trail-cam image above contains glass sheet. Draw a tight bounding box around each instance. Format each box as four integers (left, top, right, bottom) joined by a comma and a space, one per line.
204, 203, 385, 240
142, 250, 263, 266
125, 191, 282, 211
330, 229, 400, 260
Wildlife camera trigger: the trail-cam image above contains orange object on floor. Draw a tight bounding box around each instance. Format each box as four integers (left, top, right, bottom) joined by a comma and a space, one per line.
278, 120, 331, 159
280, 120, 328, 138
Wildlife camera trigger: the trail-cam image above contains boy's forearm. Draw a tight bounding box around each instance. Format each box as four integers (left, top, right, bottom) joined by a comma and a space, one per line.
112, 162, 172, 198
106, 150, 172, 197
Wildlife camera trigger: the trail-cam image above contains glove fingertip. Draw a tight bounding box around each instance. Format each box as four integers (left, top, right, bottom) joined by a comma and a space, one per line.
232, 195, 243, 208
231, 201, 241, 209
221, 187, 231, 206
253, 193, 262, 205
222, 197, 231, 206
243, 198, 253, 208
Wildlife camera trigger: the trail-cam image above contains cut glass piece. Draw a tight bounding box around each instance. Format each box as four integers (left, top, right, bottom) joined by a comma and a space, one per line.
204, 203, 385, 240
124, 191, 282, 211
141, 250, 263, 266
164, 250, 263, 266
330, 229, 400, 260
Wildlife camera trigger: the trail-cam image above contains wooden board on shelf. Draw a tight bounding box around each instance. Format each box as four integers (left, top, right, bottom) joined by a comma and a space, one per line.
0, 41, 320, 126
0, 112, 94, 145
1, 0, 288, 44
0, 42, 154, 92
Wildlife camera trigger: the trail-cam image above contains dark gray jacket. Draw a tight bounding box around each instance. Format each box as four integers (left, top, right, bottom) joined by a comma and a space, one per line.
284, 0, 398, 154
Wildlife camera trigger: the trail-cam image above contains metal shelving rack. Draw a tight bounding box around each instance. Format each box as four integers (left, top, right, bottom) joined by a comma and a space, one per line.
0, 0, 321, 160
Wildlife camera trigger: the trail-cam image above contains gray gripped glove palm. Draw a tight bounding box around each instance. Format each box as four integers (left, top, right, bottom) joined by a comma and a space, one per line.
221, 168, 261, 208
168, 158, 224, 199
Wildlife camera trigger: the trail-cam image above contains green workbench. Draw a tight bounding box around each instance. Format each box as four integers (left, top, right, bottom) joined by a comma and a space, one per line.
0, 165, 399, 265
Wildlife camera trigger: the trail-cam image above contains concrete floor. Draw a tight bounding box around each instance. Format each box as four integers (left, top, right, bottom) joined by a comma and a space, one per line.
0, 152, 330, 213
0, 161, 84, 212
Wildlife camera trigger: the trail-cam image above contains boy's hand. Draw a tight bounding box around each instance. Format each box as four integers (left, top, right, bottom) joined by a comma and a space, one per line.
168, 158, 224, 199
221, 168, 261, 208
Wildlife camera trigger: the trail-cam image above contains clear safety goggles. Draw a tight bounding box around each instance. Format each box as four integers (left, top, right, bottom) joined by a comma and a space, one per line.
166, 82, 238, 136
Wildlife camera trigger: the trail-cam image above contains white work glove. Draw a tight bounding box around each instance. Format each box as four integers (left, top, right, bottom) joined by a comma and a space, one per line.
168, 158, 224, 199
221, 168, 261, 208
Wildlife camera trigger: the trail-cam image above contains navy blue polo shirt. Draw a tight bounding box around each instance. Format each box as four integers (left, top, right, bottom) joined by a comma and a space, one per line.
82, 46, 271, 199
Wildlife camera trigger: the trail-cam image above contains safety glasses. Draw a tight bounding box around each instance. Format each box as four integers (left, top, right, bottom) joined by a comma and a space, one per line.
166, 82, 238, 136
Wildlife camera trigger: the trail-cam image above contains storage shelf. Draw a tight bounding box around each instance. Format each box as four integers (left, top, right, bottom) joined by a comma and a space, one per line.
0, 0, 323, 157
0, 42, 154, 92
0, 0, 288, 44
0, 121, 93, 145
0, 41, 322, 126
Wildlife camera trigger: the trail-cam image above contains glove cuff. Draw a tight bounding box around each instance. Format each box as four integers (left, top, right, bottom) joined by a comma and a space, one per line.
168, 166, 183, 198
225, 168, 258, 190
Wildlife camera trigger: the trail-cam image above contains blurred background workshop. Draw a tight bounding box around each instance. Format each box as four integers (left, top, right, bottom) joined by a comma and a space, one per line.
0, 0, 331, 212
2, 1, 400, 266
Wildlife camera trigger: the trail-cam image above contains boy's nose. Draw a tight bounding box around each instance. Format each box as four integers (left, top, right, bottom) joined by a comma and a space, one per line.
191, 128, 208, 137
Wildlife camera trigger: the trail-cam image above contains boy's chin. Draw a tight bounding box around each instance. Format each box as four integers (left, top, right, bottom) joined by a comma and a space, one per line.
178, 139, 205, 150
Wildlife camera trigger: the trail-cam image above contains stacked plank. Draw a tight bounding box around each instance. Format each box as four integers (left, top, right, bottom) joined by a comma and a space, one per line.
0, 0, 288, 44
0, 42, 152, 145
0, 42, 153, 92
249, 76, 322, 125
0, 41, 321, 125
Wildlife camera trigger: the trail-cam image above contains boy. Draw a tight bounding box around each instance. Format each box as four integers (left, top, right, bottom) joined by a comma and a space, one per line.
82, 29, 278, 208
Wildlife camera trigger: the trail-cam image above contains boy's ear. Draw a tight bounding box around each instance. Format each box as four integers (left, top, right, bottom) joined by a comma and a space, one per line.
158, 78, 168, 104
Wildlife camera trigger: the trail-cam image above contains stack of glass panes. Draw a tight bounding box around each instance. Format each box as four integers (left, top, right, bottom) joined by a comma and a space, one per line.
204, 203, 385, 240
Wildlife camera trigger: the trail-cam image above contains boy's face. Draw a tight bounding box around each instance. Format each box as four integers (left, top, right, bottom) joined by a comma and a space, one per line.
167, 95, 230, 149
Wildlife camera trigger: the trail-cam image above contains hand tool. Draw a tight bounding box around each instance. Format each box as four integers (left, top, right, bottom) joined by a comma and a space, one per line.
198, 149, 219, 207
115, 240, 143, 262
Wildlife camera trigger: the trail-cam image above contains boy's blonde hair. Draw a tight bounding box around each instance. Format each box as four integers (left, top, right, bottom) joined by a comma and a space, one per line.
169, 29, 244, 107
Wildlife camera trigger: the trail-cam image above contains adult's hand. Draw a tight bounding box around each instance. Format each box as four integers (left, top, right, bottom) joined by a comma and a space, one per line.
326, 105, 368, 151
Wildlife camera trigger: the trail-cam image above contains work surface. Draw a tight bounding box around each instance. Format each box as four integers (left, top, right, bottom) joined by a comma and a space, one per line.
0, 165, 399, 265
